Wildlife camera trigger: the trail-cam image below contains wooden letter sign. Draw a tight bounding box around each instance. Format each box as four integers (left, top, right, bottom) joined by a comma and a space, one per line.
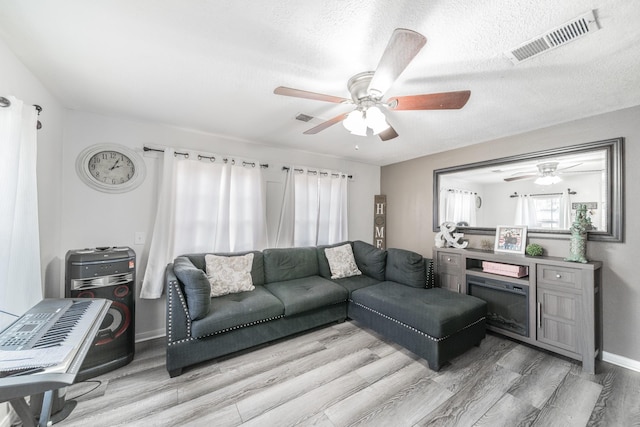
374, 195, 386, 249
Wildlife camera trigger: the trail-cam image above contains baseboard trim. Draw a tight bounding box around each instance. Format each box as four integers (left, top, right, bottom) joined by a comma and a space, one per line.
602, 351, 640, 372
135, 329, 165, 343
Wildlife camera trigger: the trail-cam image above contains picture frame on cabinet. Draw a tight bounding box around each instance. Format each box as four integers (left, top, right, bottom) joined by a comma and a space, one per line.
495, 225, 527, 254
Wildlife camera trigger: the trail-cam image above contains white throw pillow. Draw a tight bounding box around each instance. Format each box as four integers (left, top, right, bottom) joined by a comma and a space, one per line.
205, 253, 255, 297
324, 244, 362, 279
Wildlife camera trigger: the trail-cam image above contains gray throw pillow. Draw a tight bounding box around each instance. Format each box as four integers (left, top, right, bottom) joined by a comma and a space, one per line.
173, 256, 211, 320
353, 240, 387, 281
384, 248, 426, 288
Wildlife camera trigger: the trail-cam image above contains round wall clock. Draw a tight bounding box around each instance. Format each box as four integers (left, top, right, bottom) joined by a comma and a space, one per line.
76, 144, 146, 193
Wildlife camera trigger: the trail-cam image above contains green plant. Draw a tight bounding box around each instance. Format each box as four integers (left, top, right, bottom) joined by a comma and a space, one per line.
526, 243, 544, 256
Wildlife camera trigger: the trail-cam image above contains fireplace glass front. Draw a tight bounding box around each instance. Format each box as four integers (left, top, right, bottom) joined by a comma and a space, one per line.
467, 275, 529, 337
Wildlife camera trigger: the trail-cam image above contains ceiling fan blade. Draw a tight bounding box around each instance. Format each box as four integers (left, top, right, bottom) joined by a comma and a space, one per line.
367, 28, 427, 96
303, 112, 349, 135
388, 90, 471, 110
378, 125, 399, 141
503, 174, 538, 182
274, 86, 350, 104
558, 162, 582, 171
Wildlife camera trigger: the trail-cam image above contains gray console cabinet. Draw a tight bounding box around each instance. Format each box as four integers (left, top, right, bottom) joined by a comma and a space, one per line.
433, 247, 602, 373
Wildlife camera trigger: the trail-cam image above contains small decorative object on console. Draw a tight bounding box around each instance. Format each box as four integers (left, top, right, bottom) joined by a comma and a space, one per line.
525, 243, 544, 257
565, 204, 592, 263
480, 239, 493, 251
434, 221, 468, 249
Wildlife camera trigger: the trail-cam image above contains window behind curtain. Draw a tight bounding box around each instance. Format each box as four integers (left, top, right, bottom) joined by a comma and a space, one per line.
276, 168, 348, 248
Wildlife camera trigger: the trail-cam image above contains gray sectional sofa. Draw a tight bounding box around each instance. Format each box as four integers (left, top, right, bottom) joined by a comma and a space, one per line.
165, 240, 486, 377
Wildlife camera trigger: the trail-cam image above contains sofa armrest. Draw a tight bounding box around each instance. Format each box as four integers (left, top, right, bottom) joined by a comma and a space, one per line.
165, 264, 192, 344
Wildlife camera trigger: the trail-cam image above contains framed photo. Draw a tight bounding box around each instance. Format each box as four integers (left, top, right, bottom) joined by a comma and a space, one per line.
494, 225, 527, 254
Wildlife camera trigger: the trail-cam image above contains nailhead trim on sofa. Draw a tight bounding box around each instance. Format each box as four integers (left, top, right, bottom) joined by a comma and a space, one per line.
349, 299, 485, 343
168, 280, 194, 345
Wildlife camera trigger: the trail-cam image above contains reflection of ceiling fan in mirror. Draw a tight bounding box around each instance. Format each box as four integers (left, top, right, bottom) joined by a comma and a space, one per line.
503, 161, 601, 184
273, 28, 471, 141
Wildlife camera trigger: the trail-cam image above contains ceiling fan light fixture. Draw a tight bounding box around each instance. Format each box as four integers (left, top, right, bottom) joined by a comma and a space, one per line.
343, 106, 390, 136
534, 175, 562, 185
365, 106, 390, 135
343, 110, 367, 136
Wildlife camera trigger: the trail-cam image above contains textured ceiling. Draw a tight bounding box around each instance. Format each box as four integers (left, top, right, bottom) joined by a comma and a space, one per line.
1, 0, 639, 166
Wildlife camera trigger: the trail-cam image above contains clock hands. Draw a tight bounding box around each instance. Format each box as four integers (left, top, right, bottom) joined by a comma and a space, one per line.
109, 159, 120, 170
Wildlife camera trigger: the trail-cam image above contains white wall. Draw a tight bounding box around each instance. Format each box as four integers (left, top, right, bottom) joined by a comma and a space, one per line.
61, 110, 381, 340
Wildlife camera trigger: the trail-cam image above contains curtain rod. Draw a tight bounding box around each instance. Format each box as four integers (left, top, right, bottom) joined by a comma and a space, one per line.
281, 166, 353, 180
143, 146, 268, 168
510, 188, 576, 198
1, 97, 43, 129
446, 188, 477, 195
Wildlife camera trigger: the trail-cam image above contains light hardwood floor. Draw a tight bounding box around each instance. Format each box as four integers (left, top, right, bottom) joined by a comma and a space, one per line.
58, 321, 640, 427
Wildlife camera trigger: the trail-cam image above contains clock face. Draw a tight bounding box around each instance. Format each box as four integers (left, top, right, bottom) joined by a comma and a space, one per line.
88, 150, 135, 185
76, 144, 146, 193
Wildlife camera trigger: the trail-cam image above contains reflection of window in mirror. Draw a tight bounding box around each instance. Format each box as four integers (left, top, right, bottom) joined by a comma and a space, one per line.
440, 188, 477, 227
514, 193, 569, 229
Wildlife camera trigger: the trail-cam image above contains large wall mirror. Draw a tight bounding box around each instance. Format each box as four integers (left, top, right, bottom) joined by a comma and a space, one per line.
433, 138, 624, 242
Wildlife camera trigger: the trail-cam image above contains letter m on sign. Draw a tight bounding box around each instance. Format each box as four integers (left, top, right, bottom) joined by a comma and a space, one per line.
374, 195, 386, 249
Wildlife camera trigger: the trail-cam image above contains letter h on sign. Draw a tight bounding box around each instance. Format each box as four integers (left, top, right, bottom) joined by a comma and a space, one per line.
374, 195, 386, 249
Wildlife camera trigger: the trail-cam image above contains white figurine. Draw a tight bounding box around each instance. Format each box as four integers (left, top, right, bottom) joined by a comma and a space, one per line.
435, 222, 468, 249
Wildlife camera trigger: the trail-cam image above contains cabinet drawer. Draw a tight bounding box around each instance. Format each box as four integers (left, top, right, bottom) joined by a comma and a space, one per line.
437, 252, 462, 269
537, 265, 581, 289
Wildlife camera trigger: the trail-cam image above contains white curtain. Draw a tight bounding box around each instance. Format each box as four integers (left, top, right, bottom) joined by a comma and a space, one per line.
0, 97, 42, 329
140, 150, 267, 299
559, 189, 571, 229
440, 189, 477, 226
514, 194, 537, 227
276, 168, 348, 248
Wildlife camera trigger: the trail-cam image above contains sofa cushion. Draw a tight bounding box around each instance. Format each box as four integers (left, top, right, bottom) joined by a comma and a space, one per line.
317, 241, 352, 279
205, 253, 255, 297
324, 244, 362, 279
191, 286, 284, 337
265, 276, 348, 316
353, 240, 387, 281
385, 248, 426, 288
351, 283, 486, 338
186, 251, 265, 286
172, 257, 211, 321
263, 247, 319, 283
332, 274, 381, 297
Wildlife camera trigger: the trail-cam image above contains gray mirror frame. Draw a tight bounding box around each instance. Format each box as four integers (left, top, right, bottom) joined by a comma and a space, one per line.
433, 138, 624, 242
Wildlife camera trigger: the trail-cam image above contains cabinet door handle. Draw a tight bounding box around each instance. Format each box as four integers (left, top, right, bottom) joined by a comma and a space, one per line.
457, 283, 461, 293
447, 257, 451, 262
556, 274, 562, 279
537, 302, 542, 329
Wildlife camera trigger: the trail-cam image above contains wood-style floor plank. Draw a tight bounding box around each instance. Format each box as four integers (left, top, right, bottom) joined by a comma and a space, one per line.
532, 373, 603, 427
498, 346, 573, 408
56, 323, 640, 427
472, 392, 539, 427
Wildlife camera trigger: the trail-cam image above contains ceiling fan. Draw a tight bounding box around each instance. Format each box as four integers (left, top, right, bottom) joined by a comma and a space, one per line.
503, 161, 595, 184
274, 28, 471, 141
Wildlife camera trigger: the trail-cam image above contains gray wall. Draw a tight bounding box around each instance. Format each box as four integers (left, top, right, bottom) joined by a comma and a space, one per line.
381, 105, 639, 365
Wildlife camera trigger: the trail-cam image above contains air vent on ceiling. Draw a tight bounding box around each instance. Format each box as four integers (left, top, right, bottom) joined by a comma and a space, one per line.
295, 113, 314, 122
506, 10, 600, 64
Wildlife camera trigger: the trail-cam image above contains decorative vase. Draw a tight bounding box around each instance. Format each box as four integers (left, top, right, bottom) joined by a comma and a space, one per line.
565, 204, 591, 263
